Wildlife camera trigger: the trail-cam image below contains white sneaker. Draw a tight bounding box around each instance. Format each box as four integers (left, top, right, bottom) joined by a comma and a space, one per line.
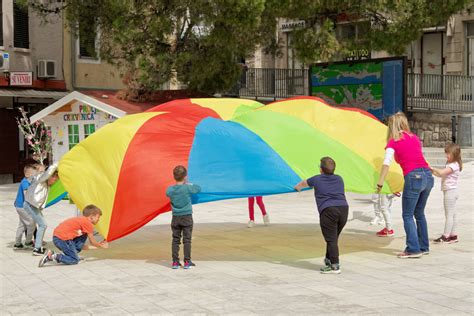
263, 214, 270, 225
247, 220, 255, 228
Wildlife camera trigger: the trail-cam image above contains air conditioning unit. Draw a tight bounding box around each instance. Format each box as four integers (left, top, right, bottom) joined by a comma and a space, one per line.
37, 59, 56, 78
0, 51, 10, 72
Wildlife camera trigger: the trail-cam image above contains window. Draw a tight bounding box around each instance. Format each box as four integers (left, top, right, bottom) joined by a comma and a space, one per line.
13, 0, 29, 49
467, 23, 474, 76
68, 125, 79, 149
79, 20, 98, 59
83, 124, 95, 138
337, 21, 370, 42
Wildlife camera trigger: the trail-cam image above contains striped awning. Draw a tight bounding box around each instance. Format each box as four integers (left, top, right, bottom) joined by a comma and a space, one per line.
0, 88, 69, 99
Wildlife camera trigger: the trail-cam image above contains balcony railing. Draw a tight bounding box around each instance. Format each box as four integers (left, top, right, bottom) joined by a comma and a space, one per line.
226, 68, 474, 113
407, 73, 473, 112
226, 68, 308, 100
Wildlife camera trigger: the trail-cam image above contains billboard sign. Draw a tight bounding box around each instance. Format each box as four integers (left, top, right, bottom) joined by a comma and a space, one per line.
309, 57, 406, 121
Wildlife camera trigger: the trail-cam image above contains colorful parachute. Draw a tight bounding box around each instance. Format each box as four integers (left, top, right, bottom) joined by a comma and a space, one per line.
57, 97, 403, 241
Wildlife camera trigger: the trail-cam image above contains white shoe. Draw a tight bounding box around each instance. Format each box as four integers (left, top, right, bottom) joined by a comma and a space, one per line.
247, 220, 255, 228
263, 214, 270, 225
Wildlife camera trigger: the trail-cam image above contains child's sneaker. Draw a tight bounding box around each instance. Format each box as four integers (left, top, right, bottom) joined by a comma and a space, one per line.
263, 214, 270, 225
448, 235, 459, 243
24, 241, 34, 249
247, 220, 255, 228
320, 264, 341, 274
323, 257, 331, 267
397, 252, 422, 259
433, 235, 450, 243
13, 243, 24, 250
376, 228, 394, 237
38, 250, 55, 268
171, 261, 180, 269
370, 216, 383, 226
183, 260, 195, 269
32, 247, 46, 256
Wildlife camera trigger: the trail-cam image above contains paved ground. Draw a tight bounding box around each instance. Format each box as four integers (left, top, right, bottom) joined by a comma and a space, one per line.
1, 163, 473, 315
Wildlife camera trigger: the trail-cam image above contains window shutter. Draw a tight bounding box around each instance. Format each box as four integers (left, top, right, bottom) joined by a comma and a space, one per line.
13, 1, 29, 49
0, 0, 3, 47
79, 21, 97, 58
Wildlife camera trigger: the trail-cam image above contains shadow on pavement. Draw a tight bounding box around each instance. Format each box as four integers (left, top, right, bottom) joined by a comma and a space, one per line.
76, 223, 399, 271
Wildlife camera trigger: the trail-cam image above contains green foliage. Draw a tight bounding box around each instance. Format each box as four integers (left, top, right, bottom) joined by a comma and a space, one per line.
25, 0, 473, 97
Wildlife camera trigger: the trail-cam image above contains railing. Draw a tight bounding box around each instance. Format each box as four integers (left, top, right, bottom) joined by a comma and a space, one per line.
226, 68, 308, 100
407, 73, 474, 112
226, 69, 474, 113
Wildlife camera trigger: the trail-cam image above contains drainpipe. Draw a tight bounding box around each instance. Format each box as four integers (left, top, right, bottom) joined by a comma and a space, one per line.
70, 29, 76, 90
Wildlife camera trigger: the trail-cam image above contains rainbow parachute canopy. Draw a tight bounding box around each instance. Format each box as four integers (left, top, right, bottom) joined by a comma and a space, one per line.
56, 97, 403, 241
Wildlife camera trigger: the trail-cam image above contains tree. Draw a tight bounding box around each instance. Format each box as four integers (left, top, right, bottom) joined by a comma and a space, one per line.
24, 0, 473, 98
16, 107, 52, 165
273, 0, 472, 64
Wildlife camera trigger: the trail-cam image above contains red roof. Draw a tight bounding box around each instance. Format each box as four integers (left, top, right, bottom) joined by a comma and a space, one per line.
80, 89, 211, 114
80, 90, 158, 114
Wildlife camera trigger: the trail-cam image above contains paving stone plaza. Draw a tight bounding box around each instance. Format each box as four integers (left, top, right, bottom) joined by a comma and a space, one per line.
1, 163, 473, 315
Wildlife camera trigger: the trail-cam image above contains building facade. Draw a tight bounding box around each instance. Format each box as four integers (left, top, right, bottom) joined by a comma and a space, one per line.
0, 0, 68, 183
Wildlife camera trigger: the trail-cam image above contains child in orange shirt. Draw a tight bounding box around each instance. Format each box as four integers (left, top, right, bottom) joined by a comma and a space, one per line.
38, 205, 108, 267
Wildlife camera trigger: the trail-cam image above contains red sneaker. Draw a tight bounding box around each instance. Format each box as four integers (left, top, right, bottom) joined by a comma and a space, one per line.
376, 228, 394, 237
448, 235, 459, 243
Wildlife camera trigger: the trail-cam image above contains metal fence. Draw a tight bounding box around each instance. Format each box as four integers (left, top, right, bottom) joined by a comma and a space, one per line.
227, 68, 309, 100
225, 68, 474, 113
407, 73, 474, 113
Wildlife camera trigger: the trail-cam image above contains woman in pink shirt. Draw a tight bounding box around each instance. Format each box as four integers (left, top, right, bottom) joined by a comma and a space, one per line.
376, 112, 433, 258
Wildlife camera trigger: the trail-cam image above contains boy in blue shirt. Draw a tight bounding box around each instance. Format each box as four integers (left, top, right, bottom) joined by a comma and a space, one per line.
13, 164, 38, 250
294, 157, 349, 274
166, 165, 201, 269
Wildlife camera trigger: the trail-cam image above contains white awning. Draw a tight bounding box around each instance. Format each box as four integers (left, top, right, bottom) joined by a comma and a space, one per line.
0, 89, 69, 99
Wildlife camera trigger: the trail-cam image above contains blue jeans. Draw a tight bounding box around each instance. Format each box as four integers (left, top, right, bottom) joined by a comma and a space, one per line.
23, 202, 47, 249
53, 235, 87, 265
402, 168, 434, 254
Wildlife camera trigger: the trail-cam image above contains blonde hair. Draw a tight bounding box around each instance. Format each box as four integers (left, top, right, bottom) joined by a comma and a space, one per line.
445, 143, 463, 171
387, 112, 411, 141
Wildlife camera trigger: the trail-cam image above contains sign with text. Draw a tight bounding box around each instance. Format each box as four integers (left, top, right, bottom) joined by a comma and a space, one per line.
280, 20, 306, 32
10, 72, 33, 86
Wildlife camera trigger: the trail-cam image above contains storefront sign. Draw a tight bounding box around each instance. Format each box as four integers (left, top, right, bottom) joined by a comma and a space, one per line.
63, 113, 95, 121
10, 72, 33, 86
63, 104, 99, 121
79, 105, 97, 114
281, 20, 306, 32
344, 49, 370, 61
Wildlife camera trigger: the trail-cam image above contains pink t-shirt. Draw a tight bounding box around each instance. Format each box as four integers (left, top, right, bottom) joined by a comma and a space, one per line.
441, 162, 460, 191
385, 132, 429, 176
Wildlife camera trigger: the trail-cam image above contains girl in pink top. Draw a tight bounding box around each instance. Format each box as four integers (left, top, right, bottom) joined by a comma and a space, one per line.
431, 143, 462, 244
376, 112, 433, 258
247, 196, 269, 228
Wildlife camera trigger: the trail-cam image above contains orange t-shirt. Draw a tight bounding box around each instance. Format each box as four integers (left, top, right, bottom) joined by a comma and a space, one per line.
53, 217, 94, 241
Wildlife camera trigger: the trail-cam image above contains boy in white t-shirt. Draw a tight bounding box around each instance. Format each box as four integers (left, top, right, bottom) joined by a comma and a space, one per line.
431, 143, 462, 244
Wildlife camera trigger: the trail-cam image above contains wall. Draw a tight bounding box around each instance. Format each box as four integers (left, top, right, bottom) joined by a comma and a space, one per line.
42, 102, 117, 162
445, 10, 474, 75
1, 0, 63, 79
409, 112, 453, 147
63, 26, 124, 90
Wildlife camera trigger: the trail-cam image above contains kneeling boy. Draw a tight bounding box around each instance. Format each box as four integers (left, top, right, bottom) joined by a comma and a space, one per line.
39, 204, 108, 267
